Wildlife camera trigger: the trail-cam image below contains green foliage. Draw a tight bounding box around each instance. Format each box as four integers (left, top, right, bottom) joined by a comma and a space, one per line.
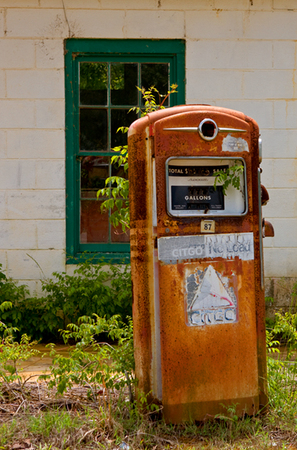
28, 410, 82, 439
0, 333, 39, 384
266, 311, 297, 422
97, 85, 178, 232
1, 259, 132, 342
0, 264, 29, 312
0, 300, 12, 334
213, 162, 244, 196
41, 314, 134, 399
0, 264, 28, 336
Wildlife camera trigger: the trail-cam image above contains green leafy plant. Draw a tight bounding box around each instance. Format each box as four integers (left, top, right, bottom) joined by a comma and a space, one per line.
266, 311, 297, 421
97, 85, 178, 232
0, 300, 13, 334
0, 264, 29, 331
41, 314, 134, 401
1, 259, 132, 342
0, 333, 39, 385
213, 162, 244, 196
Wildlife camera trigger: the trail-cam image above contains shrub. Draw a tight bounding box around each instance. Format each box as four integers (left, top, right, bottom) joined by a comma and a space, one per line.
0, 260, 132, 342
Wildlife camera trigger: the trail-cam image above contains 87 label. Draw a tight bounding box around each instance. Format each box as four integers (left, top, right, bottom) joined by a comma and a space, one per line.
201, 220, 215, 233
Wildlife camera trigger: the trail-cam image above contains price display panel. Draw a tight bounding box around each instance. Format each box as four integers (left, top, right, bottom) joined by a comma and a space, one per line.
166, 157, 247, 217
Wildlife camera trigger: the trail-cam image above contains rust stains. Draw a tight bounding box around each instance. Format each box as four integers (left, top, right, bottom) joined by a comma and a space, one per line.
128, 105, 268, 422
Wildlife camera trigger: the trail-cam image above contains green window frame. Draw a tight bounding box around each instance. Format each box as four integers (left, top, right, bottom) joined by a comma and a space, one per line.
65, 39, 185, 264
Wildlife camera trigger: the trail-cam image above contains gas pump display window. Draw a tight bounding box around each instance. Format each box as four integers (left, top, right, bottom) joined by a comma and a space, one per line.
166, 157, 247, 217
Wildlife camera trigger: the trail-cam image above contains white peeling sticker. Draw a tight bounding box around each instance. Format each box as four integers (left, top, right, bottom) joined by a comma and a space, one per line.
158, 232, 254, 263
185, 265, 238, 326
222, 134, 249, 152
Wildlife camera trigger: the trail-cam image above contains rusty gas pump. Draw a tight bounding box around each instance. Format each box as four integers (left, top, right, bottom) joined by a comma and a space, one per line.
128, 105, 273, 423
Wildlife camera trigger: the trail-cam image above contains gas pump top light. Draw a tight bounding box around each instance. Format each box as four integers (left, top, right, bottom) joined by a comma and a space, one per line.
198, 118, 219, 141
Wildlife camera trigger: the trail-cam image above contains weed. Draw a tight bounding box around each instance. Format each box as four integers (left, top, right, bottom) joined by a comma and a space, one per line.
41, 314, 134, 402
0, 259, 132, 342
0, 333, 39, 385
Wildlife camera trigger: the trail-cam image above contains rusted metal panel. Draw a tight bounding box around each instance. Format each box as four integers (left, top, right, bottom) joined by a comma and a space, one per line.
128, 105, 268, 422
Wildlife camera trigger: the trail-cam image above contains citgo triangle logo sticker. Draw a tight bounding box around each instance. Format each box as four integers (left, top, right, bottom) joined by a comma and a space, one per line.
186, 265, 238, 326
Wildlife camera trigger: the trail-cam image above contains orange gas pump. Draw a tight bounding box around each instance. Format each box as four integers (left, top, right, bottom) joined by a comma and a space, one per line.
128, 105, 272, 423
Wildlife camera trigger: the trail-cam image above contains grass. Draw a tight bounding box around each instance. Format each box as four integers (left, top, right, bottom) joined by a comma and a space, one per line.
1, 313, 297, 449
0, 373, 297, 450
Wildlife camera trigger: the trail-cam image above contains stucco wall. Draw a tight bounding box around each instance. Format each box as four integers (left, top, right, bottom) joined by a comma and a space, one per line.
0, 0, 296, 295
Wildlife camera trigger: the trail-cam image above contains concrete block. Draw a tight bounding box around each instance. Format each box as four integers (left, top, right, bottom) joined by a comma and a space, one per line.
0, 100, 35, 128
259, 158, 274, 188
187, 39, 272, 70
0, 40, 35, 69
0, 0, 38, 5
186, 11, 244, 39
6, 9, 69, 38
36, 220, 65, 249
260, 129, 297, 159
267, 218, 297, 248
7, 129, 65, 159
243, 70, 293, 99
23, 280, 39, 297
0, 251, 6, 270
36, 160, 65, 189
65, 264, 76, 276
272, 159, 297, 188
0, 130, 6, 158
187, 69, 243, 101
7, 250, 65, 280
0, 10, 3, 37
274, 100, 297, 129
218, 100, 273, 129
159, 0, 213, 9
64, 0, 103, 7
273, 100, 288, 129
7, 190, 65, 220
264, 248, 297, 278
0, 70, 5, 98
263, 188, 297, 218
66, 10, 125, 38
262, 235, 273, 249
7, 69, 64, 99
0, 220, 37, 249
273, 0, 297, 9
124, 10, 184, 38
0, 160, 36, 189
36, 39, 64, 69
69, 0, 156, 7
35, 99, 65, 129
39, 0, 64, 6
0, 191, 7, 219
273, 41, 296, 69
215, 0, 271, 10
243, 11, 297, 39
286, 101, 297, 129
265, 277, 297, 319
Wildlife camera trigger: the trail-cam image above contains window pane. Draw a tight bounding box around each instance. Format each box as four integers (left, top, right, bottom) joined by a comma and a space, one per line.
80, 63, 107, 105
80, 109, 107, 151
141, 63, 169, 106
111, 109, 138, 147
80, 200, 109, 243
81, 156, 109, 198
111, 63, 138, 105
111, 224, 130, 242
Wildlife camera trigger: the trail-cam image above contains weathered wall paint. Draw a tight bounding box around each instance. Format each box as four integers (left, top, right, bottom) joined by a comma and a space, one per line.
0, 0, 296, 290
